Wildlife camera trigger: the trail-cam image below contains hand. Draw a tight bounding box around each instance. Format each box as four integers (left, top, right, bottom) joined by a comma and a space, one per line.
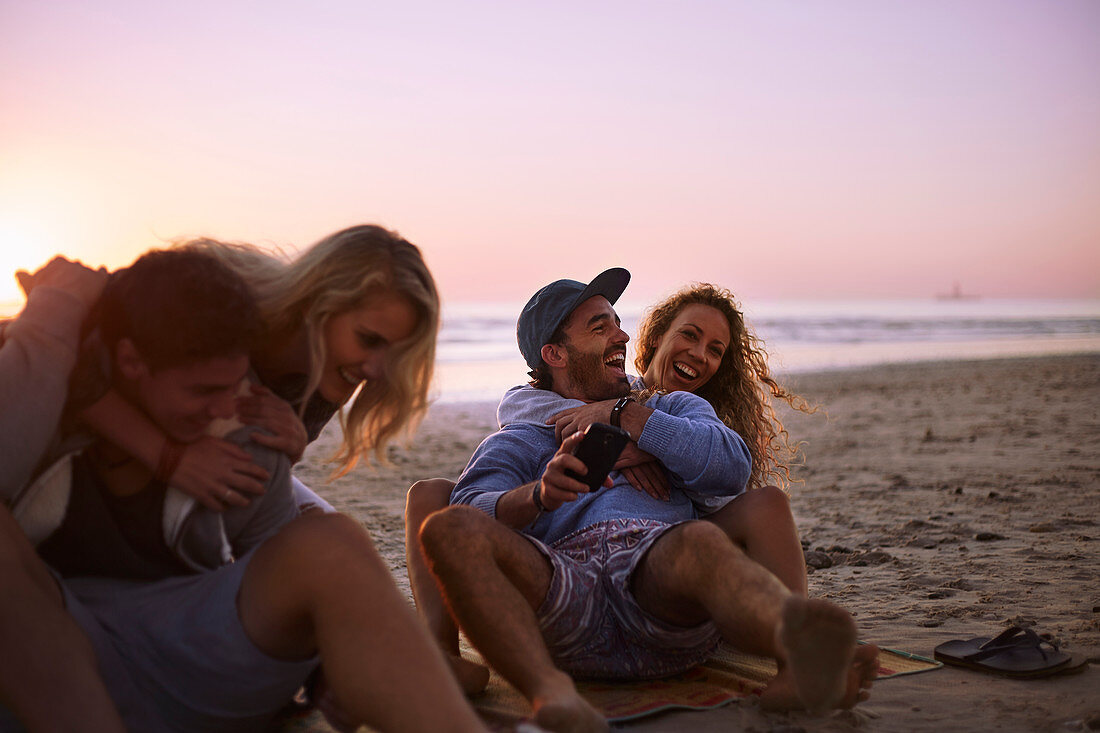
620, 463, 670, 501
613, 442, 655, 470
615, 443, 669, 499
236, 383, 308, 463
548, 400, 617, 443
536, 432, 613, 511
171, 436, 270, 511
17, 256, 108, 310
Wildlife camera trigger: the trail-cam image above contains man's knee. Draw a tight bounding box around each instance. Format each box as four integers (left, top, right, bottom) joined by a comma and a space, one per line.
659, 520, 741, 574
744, 485, 792, 516
419, 505, 491, 566
243, 513, 395, 621
405, 478, 454, 530
262, 512, 378, 571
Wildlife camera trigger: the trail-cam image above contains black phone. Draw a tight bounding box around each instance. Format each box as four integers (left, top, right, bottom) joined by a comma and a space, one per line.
565, 422, 631, 491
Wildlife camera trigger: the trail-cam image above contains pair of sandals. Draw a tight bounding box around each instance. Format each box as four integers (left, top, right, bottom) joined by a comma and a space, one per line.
934, 626, 1088, 679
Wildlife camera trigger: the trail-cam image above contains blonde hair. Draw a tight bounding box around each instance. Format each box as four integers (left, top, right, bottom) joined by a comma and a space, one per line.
634, 283, 815, 490
179, 225, 439, 477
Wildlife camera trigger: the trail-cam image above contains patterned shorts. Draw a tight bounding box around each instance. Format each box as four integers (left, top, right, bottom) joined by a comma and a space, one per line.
527, 518, 720, 680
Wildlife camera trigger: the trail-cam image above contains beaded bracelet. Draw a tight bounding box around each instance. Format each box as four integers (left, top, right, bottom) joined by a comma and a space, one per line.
154, 438, 187, 484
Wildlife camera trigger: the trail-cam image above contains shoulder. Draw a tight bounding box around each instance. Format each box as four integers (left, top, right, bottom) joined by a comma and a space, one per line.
223, 425, 290, 476
496, 384, 578, 428
477, 422, 554, 454
462, 424, 555, 477
496, 384, 533, 426
455, 423, 555, 494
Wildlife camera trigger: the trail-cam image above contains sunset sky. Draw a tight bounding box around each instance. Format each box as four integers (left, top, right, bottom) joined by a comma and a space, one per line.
2, 0, 1098, 308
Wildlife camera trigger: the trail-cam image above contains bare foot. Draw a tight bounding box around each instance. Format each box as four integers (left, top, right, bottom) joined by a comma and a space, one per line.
848, 643, 879, 705
761, 641, 878, 710
448, 654, 490, 695
765, 596, 861, 713
531, 672, 608, 733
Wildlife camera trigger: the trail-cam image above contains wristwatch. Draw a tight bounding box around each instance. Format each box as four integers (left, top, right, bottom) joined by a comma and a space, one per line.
610, 396, 633, 428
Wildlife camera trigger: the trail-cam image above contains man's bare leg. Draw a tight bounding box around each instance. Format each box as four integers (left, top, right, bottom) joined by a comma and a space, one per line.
420, 505, 607, 733
238, 512, 485, 733
705, 485, 808, 595
632, 520, 876, 712
0, 506, 125, 732
405, 478, 489, 694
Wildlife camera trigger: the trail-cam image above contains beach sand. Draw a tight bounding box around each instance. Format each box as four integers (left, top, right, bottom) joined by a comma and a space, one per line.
296, 353, 1100, 732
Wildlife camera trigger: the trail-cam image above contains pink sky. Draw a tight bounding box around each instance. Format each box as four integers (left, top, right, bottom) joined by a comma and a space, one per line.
2, 0, 1098, 307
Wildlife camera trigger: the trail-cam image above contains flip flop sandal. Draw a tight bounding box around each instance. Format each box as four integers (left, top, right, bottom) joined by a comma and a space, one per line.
1047, 653, 1089, 677
934, 626, 1074, 679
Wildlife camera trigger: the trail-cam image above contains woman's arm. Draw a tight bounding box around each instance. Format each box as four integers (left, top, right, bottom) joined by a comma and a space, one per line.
636, 391, 752, 497
80, 390, 270, 511
0, 258, 106, 502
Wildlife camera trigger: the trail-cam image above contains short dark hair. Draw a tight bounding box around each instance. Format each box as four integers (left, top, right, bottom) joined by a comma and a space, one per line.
99, 248, 261, 371
526, 322, 568, 390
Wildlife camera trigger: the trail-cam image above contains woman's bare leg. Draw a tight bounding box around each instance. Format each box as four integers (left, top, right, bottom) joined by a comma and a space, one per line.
405, 478, 489, 693
705, 486, 808, 595
238, 513, 485, 732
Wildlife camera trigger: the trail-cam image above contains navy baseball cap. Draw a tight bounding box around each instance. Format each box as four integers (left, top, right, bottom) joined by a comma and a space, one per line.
517, 267, 631, 370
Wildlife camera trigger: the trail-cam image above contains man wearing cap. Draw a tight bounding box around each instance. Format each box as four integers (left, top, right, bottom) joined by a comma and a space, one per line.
419, 268, 877, 733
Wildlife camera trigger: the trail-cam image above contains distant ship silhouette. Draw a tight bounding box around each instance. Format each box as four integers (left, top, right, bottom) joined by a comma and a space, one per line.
936, 282, 980, 301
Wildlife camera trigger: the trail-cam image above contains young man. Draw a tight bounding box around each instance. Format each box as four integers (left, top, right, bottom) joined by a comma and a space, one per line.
420, 268, 878, 733
1, 250, 483, 733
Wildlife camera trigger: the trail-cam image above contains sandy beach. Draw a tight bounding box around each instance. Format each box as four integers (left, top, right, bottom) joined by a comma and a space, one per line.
296, 353, 1100, 732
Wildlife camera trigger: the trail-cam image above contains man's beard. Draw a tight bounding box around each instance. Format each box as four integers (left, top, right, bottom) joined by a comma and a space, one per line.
564, 344, 630, 401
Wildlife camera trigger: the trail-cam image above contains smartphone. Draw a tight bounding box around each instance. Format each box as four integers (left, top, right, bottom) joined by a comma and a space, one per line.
565, 422, 631, 491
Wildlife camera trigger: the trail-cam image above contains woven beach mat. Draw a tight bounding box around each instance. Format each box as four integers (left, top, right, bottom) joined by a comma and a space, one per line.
469, 642, 942, 727
279, 643, 941, 730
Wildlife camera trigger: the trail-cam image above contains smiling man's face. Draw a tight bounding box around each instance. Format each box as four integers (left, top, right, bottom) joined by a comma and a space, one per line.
557, 296, 631, 402
128, 352, 251, 444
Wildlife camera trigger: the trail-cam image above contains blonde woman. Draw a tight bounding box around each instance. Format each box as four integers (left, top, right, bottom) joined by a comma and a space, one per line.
81, 224, 439, 512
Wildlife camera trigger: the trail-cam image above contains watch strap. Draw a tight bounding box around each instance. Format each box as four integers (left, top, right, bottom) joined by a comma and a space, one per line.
532, 481, 549, 513
610, 396, 633, 428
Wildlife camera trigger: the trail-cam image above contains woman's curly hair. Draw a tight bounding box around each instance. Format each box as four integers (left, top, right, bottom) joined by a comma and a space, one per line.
634, 283, 815, 490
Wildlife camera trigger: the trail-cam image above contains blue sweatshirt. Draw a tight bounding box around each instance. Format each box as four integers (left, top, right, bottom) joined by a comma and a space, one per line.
451, 389, 751, 546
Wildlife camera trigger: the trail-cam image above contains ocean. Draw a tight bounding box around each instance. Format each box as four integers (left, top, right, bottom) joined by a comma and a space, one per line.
434, 298, 1100, 403
5, 297, 1098, 404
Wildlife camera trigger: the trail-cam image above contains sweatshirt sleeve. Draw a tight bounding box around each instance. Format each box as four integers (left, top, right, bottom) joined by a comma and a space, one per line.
636, 391, 752, 501
496, 384, 584, 429
222, 426, 299, 555
0, 287, 91, 503
449, 426, 548, 518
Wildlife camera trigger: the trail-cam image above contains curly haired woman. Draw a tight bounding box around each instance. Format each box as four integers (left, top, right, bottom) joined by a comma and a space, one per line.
406, 283, 815, 693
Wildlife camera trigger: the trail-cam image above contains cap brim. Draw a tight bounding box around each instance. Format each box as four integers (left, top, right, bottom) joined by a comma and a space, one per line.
573, 267, 630, 312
